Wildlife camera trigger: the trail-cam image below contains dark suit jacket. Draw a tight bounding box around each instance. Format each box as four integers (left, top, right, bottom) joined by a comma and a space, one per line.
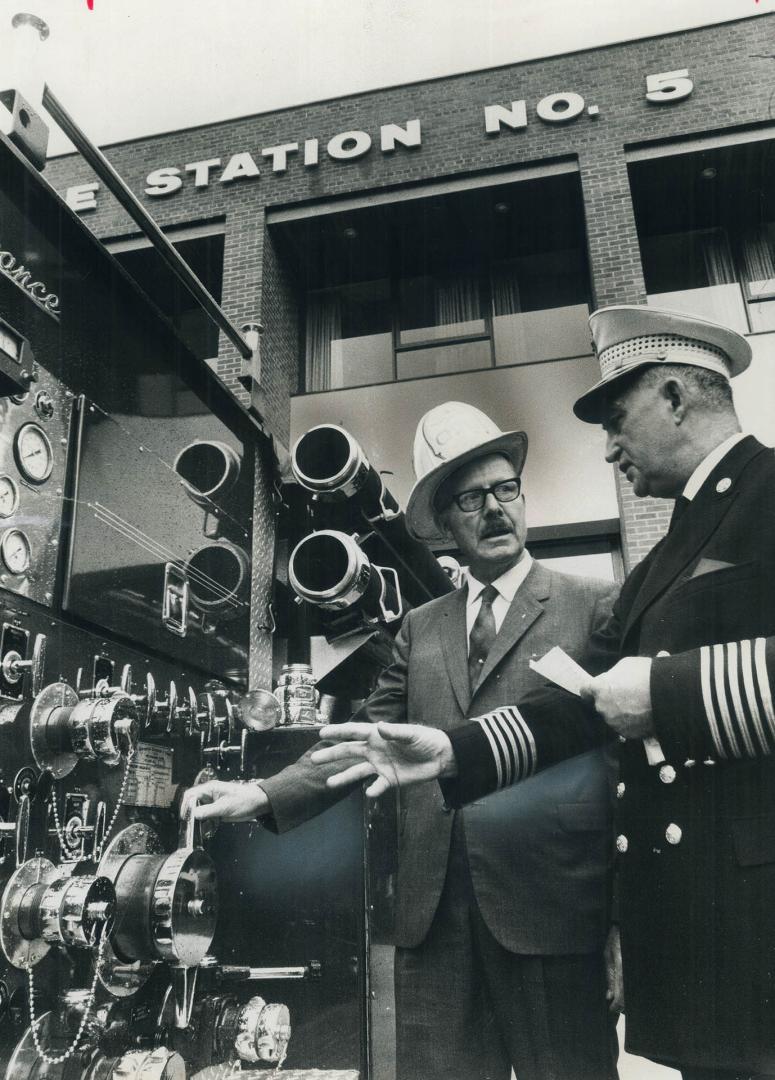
447, 436, 775, 1072
262, 561, 615, 953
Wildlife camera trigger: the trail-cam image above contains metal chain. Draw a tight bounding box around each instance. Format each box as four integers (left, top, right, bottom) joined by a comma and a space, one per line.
48, 785, 69, 860
49, 749, 136, 863
26, 926, 109, 1065
93, 748, 135, 862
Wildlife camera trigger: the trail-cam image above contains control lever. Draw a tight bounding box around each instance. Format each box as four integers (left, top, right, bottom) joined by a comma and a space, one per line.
172, 685, 198, 737
215, 960, 322, 981
89, 663, 135, 700
169, 963, 198, 1030
150, 680, 177, 735
127, 670, 157, 728
180, 803, 197, 850
191, 692, 216, 740
1, 633, 46, 698
200, 727, 249, 772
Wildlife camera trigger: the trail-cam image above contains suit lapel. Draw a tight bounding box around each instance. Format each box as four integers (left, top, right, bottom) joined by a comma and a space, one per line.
439, 587, 470, 714
472, 561, 550, 702
622, 436, 767, 644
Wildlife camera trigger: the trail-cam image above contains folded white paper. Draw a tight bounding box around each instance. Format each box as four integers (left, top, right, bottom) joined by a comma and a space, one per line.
529, 646, 667, 766
528, 646, 590, 697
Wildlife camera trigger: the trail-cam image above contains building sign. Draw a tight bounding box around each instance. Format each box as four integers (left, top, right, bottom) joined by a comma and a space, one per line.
65, 69, 694, 213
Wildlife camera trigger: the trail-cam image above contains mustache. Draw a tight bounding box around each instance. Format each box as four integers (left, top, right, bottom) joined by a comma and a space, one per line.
480, 520, 512, 538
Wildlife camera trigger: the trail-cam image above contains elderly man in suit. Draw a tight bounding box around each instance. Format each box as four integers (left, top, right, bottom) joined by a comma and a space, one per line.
184, 401, 618, 1080
316, 306, 775, 1080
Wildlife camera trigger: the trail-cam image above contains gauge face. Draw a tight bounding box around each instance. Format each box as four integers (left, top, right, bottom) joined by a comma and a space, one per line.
0, 476, 19, 518
1, 529, 30, 575
14, 423, 53, 484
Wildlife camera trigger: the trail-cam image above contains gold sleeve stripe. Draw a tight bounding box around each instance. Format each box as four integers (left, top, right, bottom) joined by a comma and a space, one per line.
713, 642, 741, 759
726, 641, 755, 758
701, 645, 726, 758
474, 705, 536, 787
754, 637, 775, 738
740, 639, 768, 754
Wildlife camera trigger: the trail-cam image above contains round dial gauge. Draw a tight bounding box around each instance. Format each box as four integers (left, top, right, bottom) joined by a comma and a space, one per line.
14, 423, 53, 484
0, 476, 19, 518
1, 529, 30, 575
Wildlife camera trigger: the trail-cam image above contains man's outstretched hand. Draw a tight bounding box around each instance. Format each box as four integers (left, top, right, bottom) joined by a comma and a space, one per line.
311, 722, 457, 798
180, 779, 269, 823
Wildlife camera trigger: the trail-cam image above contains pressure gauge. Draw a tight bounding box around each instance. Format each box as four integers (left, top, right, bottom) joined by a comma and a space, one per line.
0, 476, 19, 518
1, 530, 30, 575
13, 423, 53, 484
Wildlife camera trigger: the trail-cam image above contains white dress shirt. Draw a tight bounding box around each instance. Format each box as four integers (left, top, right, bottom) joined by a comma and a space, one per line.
682, 432, 747, 501
465, 552, 533, 646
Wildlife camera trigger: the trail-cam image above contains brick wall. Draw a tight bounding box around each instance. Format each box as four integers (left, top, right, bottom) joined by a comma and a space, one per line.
44, 14, 774, 567
260, 222, 301, 447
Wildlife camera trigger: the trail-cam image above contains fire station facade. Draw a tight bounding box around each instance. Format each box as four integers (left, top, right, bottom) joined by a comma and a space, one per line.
46, 13, 775, 582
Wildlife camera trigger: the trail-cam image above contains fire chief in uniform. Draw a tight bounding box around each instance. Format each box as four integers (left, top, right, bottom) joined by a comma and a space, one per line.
185, 402, 618, 1080
315, 307, 775, 1080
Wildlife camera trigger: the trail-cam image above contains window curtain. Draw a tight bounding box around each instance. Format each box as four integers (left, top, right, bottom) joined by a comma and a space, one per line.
433, 274, 481, 327
740, 226, 775, 295
491, 263, 522, 317
305, 290, 342, 392
700, 229, 736, 286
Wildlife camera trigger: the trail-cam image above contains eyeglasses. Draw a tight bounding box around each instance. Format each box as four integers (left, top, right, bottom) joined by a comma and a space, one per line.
451, 477, 522, 513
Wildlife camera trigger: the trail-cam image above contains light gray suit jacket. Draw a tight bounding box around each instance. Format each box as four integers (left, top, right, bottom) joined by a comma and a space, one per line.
262, 561, 615, 952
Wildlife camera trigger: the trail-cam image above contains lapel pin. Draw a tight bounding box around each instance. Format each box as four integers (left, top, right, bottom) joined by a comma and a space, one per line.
715, 477, 731, 494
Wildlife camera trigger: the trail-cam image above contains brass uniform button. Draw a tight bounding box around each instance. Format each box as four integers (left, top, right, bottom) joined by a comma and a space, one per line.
616, 782, 626, 799
616, 834, 629, 853
659, 765, 676, 784
665, 823, 682, 845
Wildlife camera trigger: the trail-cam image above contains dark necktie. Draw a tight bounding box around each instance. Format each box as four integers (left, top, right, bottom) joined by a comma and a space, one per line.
468, 583, 499, 692
668, 495, 691, 533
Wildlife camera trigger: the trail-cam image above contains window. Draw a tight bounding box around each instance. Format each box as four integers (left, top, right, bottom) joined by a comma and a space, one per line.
529, 536, 623, 584
277, 173, 593, 392
306, 279, 393, 390
434, 529, 623, 586
102, 225, 225, 416
629, 141, 775, 333
106, 225, 226, 361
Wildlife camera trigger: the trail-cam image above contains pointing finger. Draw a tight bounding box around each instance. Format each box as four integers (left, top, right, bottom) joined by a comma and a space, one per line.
311, 742, 371, 765
375, 722, 420, 742
319, 723, 374, 742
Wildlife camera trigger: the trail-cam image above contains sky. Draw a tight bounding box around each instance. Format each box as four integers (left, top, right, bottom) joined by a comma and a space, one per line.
1, 0, 774, 156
